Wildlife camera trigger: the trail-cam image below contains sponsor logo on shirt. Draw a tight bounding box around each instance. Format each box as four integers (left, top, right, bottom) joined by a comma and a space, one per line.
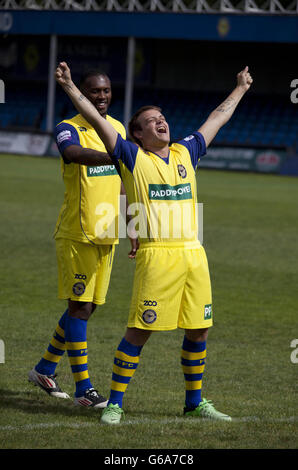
57, 130, 72, 144
149, 183, 192, 201
87, 165, 118, 177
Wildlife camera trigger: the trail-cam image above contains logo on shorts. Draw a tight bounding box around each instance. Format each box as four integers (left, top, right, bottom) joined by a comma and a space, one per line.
72, 282, 86, 296
177, 164, 187, 179
204, 304, 212, 320
142, 309, 157, 324
143, 300, 157, 307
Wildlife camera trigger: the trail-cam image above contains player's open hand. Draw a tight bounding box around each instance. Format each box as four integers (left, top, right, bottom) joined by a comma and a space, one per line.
237, 66, 253, 92
55, 62, 72, 88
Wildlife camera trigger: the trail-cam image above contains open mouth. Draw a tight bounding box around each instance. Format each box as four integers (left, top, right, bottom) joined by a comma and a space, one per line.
96, 101, 107, 109
157, 126, 167, 134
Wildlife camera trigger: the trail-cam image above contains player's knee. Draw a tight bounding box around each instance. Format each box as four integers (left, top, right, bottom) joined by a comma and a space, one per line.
68, 301, 94, 320
125, 327, 152, 346
185, 328, 209, 343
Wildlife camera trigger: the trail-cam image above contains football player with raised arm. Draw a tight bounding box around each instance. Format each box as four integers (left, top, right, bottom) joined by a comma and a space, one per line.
55, 61, 252, 423
29, 69, 137, 408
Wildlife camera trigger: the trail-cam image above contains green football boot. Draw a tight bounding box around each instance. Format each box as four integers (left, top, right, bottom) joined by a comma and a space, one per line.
100, 403, 124, 424
184, 398, 232, 421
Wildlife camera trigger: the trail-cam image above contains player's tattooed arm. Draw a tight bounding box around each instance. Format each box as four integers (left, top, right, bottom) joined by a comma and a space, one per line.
215, 97, 236, 113
62, 85, 86, 104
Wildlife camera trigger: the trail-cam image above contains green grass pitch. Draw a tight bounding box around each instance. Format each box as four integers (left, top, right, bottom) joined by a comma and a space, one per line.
0, 153, 297, 449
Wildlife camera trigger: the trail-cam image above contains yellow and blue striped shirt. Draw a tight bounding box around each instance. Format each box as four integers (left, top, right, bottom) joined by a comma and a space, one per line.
54, 113, 126, 245
111, 131, 206, 245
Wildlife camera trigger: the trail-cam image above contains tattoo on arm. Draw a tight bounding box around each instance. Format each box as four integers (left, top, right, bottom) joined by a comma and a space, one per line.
79, 94, 85, 102
216, 97, 236, 113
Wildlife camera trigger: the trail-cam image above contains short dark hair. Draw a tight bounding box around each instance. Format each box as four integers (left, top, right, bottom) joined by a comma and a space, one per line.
128, 105, 162, 147
79, 70, 110, 89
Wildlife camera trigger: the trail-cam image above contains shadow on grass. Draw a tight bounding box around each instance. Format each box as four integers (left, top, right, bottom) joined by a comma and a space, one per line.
0, 388, 100, 421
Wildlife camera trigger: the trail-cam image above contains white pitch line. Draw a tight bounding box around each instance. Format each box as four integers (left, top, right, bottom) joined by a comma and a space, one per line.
0, 422, 93, 432
121, 416, 298, 425
0, 416, 297, 432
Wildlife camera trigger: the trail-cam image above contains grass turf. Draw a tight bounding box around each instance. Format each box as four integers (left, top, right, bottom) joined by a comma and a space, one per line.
0, 154, 297, 450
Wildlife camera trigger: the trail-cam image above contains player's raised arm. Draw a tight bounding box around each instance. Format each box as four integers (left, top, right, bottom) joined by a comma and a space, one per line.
198, 66, 253, 148
55, 62, 118, 154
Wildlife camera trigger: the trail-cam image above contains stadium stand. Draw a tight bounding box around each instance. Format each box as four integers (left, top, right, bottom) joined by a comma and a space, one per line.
0, 1, 297, 158
2, 85, 297, 149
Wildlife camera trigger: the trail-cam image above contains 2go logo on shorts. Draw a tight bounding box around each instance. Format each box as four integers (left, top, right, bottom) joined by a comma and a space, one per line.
142, 300, 158, 325
73, 274, 87, 296
143, 300, 157, 307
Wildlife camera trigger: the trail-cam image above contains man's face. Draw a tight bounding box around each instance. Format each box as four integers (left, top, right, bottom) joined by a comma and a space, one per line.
135, 109, 170, 148
81, 75, 112, 117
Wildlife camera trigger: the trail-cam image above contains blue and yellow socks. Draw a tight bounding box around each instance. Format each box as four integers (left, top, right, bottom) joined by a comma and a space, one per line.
65, 315, 93, 397
35, 311, 93, 397
35, 309, 68, 376
107, 336, 206, 411
108, 337, 142, 408
181, 336, 206, 411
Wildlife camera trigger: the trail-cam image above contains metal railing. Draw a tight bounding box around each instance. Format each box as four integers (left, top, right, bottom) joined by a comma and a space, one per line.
0, 0, 297, 14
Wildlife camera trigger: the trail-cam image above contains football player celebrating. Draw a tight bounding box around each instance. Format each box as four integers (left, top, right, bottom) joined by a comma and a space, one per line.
29, 69, 137, 408
55, 61, 252, 423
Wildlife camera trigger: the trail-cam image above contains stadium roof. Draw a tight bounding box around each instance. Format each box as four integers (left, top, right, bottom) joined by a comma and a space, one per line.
0, 0, 297, 15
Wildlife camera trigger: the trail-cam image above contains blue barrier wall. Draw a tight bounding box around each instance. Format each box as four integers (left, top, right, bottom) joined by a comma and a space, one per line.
0, 10, 298, 43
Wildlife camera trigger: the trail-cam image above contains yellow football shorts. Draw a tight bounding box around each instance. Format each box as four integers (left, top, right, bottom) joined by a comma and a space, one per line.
128, 242, 213, 331
56, 238, 115, 305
